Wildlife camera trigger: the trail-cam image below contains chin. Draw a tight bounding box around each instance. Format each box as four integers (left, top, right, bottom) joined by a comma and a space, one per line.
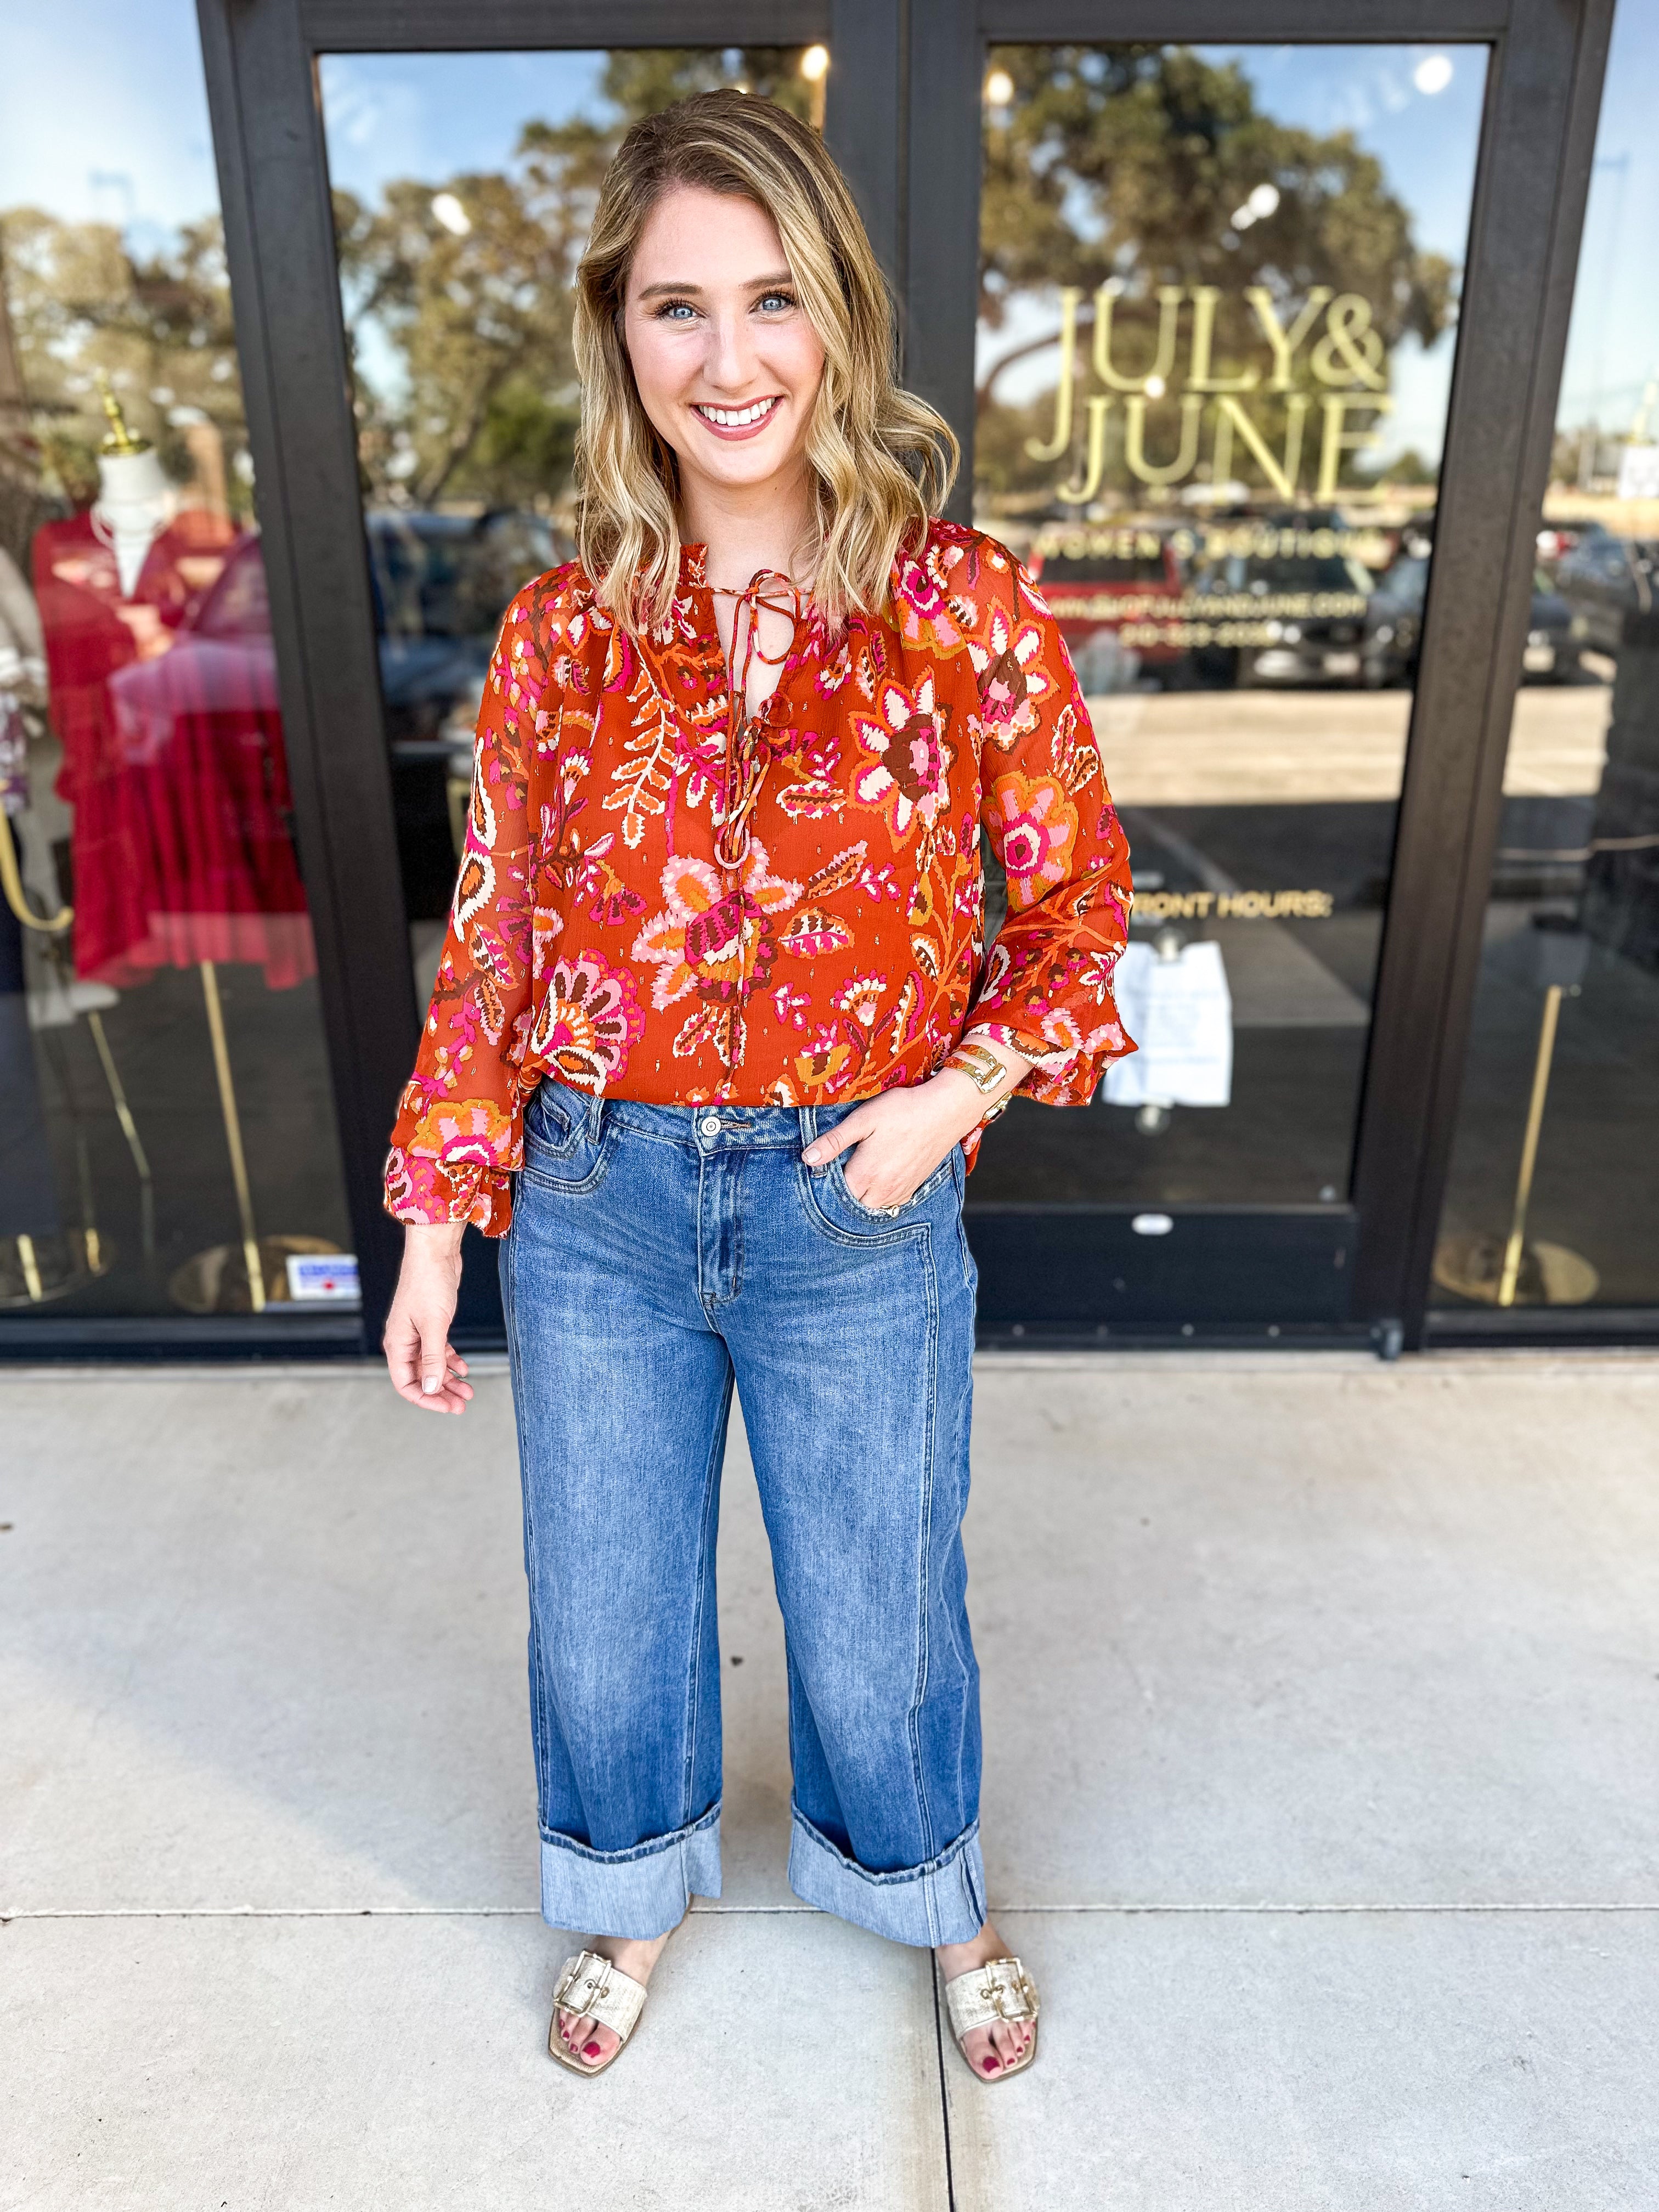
703, 445, 796, 488
681, 408, 798, 460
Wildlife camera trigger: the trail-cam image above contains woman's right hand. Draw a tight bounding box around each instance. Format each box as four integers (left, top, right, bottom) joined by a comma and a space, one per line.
383, 1221, 473, 1414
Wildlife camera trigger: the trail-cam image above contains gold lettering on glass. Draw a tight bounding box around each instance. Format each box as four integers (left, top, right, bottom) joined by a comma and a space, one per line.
1186, 286, 1260, 393
1210, 394, 1310, 503
1024, 286, 1083, 460
1024, 285, 1400, 501
1244, 285, 1333, 391
1092, 280, 1185, 392
1124, 393, 1204, 486
1316, 394, 1393, 499
1057, 394, 1114, 505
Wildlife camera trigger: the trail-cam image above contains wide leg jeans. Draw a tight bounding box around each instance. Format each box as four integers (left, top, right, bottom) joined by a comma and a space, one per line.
500, 1076, 985, 1946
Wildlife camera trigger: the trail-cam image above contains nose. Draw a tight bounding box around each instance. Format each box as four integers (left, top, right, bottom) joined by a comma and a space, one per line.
704, 307, 760, 395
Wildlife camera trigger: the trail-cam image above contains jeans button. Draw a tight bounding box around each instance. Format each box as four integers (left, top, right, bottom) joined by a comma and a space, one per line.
700, 1115, 721, 1137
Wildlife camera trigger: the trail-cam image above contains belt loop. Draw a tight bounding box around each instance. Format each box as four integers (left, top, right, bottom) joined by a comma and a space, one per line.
797, 1104, 817, 1151
588, 1091, 605, 1144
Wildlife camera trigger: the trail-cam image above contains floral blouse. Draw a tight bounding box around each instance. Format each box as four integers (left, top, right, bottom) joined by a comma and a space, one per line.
384, 518, 1135, 1234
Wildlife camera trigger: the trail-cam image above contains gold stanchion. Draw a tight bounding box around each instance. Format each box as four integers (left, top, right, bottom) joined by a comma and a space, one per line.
0, 806, 72, 934
1496, 984, 1561, 1306
1433, 919, 1598, 1308
168, 958, 346, 1314
1, 812, 155, 1238
86, 1007, 153, 1256
0, 810, 119, 1304
200, 957, 266, 1312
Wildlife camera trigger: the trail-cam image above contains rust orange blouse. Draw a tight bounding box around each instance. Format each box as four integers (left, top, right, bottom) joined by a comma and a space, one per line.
384, 518, 1135, 1234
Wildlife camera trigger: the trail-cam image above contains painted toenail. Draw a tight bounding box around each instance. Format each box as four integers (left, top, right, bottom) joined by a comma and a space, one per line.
583, 2040, 602, 2058
982, 2055, 1000, 2072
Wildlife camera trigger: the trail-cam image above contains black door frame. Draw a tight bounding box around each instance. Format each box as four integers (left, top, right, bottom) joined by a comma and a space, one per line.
185, 0, 1612, 1358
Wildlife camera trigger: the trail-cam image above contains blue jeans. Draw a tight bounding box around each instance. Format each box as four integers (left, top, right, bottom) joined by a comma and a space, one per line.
500, 1077, 985, 1946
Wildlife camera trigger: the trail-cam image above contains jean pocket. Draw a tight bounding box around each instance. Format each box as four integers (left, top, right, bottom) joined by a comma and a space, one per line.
799, 1149, 958, 1244
522, 1082, 611, 1193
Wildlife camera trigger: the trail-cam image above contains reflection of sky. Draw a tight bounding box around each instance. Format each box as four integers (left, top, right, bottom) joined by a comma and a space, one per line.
1557, 2, 1659, 436
318, 52, 616, 407
319, 51, 610, 202
980, 43, 1489, 470
1199, 41, 1486, 466
1196, 44, 1485, 264
0, 1, 219, 228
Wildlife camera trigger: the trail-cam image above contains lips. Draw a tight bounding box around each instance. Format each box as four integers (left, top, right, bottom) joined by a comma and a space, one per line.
691, 396, 783, 439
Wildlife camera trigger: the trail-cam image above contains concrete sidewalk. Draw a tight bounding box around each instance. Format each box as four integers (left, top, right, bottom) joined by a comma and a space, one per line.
4, 1352, 1658, 2209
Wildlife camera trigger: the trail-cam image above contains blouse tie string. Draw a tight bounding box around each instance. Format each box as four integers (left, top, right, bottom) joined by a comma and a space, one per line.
710, 571, 804, 875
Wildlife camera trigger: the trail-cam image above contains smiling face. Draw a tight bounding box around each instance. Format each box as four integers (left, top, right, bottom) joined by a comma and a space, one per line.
622, 184, 826, 518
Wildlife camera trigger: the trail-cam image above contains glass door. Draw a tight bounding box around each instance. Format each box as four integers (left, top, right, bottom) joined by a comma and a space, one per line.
312, 39, 834, 1336
1431, 0, 1659, 1331
963, 38, 1489, 1333
0, 0, 357, 1336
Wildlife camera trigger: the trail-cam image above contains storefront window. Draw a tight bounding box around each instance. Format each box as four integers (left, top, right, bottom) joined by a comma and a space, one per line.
315, 46, 828, 997
0, 4, 354, 1319
972, 43, 1486, 1208
1433, 0, 1659, 1313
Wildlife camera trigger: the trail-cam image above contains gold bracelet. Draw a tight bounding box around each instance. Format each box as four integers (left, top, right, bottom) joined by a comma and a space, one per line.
944, 1041, 1005, 1096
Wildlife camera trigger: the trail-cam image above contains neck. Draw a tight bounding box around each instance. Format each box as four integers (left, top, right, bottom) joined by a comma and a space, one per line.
679, 464, 815, 592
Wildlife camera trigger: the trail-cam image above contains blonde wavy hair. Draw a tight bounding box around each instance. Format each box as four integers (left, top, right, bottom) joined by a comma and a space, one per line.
572, 88, 958, 633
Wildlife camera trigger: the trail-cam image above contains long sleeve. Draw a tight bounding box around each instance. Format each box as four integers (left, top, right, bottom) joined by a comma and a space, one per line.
382, 586, 548, 1234
964, 561, 1136, 1105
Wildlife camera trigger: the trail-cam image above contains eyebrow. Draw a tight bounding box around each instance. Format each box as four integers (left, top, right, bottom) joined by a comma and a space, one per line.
634, 270, 795, 301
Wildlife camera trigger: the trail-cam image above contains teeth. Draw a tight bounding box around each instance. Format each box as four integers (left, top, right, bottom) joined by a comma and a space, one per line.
696, 399, 777, 427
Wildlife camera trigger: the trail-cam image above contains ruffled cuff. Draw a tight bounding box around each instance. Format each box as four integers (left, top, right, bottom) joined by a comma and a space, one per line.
383, 1145, 515, 1237
964, 934, 1135, 1108
962, 1005, 1132, 1110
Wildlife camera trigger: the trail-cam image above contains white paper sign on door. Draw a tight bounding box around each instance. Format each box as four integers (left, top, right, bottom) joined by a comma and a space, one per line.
1103, 939, 1233, 1108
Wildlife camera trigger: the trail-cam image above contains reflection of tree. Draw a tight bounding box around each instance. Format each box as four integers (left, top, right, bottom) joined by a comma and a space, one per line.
0, 208, 251, 567
978, 46, 1457, 504
337, 49, 815, 513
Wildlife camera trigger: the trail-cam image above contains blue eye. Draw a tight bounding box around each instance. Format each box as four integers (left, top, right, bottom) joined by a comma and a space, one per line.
655, 300, 697, 321
758, 291, 796, 313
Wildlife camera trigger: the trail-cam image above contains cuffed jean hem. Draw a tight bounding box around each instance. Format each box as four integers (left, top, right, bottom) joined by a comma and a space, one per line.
539, 1801, 722, 1940
787, 1807, 986, 1946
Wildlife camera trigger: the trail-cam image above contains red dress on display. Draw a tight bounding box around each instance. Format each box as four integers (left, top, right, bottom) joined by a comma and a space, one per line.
32, 511, 315, 990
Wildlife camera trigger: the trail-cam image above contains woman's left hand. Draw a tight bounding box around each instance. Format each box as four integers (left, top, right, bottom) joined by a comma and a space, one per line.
802, 1044, 1030, 1211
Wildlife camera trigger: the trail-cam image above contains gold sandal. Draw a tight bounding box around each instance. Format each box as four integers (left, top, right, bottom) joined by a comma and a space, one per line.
944, 1955, 1040, 2082
548, 1949, 649, 2079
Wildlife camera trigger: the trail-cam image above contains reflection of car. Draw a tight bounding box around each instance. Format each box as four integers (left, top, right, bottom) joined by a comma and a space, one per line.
1023, 525, 1184, 682
366, 511, 566, 912
368, 509, 563, 742
107, 511, 568, 918
1361, 552, 1579, 687
1187, 534, 1374, 688
1359, 549, 1427, 687
1535, 517, 1604, 565
1519, 571, 1579, 681
1555, 527, 1656, 657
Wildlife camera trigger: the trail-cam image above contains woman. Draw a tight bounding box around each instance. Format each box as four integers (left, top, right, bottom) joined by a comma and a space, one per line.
382, 89, 1132, 2084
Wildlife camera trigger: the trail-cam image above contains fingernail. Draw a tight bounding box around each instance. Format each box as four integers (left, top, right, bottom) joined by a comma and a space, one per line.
422, 1378, 438, 1395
